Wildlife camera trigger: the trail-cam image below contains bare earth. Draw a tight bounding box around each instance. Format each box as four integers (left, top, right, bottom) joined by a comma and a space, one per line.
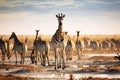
0, 51, 120, 80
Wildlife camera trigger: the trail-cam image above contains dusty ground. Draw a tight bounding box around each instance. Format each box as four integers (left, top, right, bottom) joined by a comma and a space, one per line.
0, 51, 120, 80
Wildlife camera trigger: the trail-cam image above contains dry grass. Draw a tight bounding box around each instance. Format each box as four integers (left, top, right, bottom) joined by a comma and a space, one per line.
0, 74, 25, 80
68, 74, 115, 80
0, 63, 43, 72
2, 34, 120, 43
81, 66, 104, 72
89, 56, 114, 61
107, 65, 120, 72
82, 77, 114, 80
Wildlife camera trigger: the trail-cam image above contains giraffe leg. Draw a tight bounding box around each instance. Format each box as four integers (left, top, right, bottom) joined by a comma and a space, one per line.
54, 48, 58, 70
58, 51, 61, 69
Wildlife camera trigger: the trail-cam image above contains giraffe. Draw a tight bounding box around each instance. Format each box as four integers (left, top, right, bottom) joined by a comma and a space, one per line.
9, 32, 26, 64
75, 31, 84, 60
51, 13, 66, 70
33, 30, 50, 66
0, 37, 7, 62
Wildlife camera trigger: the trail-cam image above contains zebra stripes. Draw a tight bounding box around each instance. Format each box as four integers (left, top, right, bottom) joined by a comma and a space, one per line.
9, 32, 26, 64
0, 37, 7, 62
33, 30, 50, 66
75, 31, 85, 60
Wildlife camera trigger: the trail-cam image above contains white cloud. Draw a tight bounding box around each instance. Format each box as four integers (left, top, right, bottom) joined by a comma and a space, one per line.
86, 0, 112, 4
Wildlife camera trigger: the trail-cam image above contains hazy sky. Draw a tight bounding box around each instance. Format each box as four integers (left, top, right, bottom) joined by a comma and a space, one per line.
0, 0, 120, 35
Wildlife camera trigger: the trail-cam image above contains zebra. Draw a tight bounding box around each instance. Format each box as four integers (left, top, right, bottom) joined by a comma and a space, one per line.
106, 39, 116, 51
110, 38, 119, 51
65, 32, 75, 61
9, 32, 26, 64
0, 37, 7, 62
32, 30, 50, 66
5, 40, 13, 60
51, 13, 66, 70
89, 39, 99, 50
83, 37, 90, 49
114, 53, 120, 60
75, 31, 85, 60
101, 40, 111, 51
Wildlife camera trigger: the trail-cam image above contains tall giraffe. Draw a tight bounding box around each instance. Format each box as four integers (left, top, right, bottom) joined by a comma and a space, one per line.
75, 31, 84, 60
51, 13, 66, 70
33, 30, 50, 66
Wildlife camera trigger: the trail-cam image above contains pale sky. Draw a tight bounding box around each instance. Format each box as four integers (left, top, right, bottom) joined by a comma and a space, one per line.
0, 0, 120, 35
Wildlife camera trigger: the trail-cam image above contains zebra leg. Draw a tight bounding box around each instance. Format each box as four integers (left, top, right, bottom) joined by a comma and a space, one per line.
42, 52, 46, 66
45, 49, 50, 66
69, 49, 73, 60
30, 49, 35, 64
7, 51, 11, 60
1, 49, 5, 61
62, 51, 65, 70
66, 51, 69, 61
40, 51, 44, 66
78, 49, 80, 60
15, 52, 18, 64
80, 49, 83, 59
47, 54, 50, 66
35, 51, 38, 65
20, 53, 23, 64
23, 52, 25, 64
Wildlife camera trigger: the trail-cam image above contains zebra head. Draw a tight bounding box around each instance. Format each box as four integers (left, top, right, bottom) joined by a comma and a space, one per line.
9, 32, 16, 40
76, 31, 80, 37
56, 13, 65, 24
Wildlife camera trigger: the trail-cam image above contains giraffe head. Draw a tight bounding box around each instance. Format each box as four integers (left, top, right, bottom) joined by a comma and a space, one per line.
56, 13, 65, 24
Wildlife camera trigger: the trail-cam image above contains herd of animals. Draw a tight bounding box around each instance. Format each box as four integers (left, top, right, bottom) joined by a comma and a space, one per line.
0, 13, 120, 70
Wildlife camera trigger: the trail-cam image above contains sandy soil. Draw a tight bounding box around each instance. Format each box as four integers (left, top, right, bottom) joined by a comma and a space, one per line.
0, 52, 120, 80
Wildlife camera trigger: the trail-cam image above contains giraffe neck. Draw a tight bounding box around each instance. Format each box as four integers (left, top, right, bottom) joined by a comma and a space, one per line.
53, 21, 64, 43
57, 22, 63, 39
